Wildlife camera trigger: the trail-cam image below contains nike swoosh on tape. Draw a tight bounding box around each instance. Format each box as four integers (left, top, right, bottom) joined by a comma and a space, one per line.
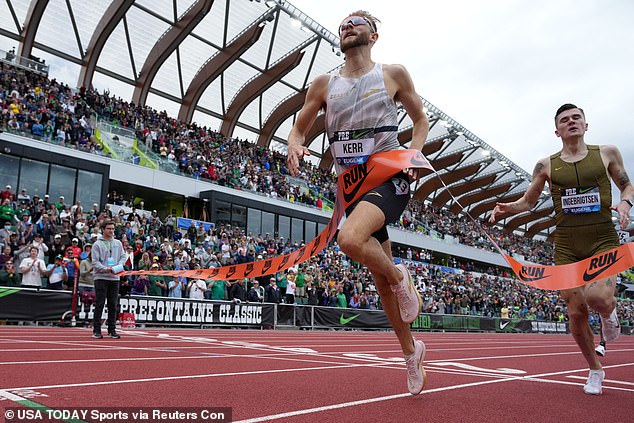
582, 257, 622, 282
342, 166, 373, 204
340, 314, 361, 325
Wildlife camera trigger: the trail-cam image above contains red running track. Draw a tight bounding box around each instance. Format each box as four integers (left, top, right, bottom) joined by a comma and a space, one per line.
0, 327, 632, 422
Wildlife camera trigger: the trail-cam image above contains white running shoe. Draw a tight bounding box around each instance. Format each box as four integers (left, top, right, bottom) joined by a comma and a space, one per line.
392, 263, 422, 324
583, 369, 604, 395
405, 339, 427, 395
600, 309, 620, 342
595, 344, 606, 357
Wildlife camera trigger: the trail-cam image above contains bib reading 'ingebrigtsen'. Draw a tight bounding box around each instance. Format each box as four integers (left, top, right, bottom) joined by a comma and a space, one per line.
550, 145, 613, 227
325, 63, 399, 175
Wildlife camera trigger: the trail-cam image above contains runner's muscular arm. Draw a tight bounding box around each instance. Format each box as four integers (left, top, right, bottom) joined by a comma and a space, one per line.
602, 144, 634, 226
384, 64, 429, 151
489, 157, 550, 222
287, 74, 329, 176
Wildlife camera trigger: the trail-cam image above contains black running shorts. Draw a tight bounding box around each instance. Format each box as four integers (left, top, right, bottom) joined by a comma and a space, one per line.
345, 171, 411, 244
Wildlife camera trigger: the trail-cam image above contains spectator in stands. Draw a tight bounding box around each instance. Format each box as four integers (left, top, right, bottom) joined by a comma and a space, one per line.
229, 279, 246, 303
264, 278, 281, 304
131, 275, 149, 296
0, 199, 14, 224
208, 279, 227, 300
247, 280, 264, 303
148, 264, 166, 296
0, 261, 20, 286
285, 270, 296, 304
78, 250, 94, 300
18, 246, 46, 288
188, 278, 207, 300
168, 276, 182, 298
45, 254, 68, 290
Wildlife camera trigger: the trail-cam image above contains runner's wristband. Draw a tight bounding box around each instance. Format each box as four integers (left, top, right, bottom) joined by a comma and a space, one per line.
623, 199, 633, 208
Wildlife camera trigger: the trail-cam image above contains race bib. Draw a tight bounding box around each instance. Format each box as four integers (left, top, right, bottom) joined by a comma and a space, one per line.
332, 131, 374, 166
561, 186, 600, 214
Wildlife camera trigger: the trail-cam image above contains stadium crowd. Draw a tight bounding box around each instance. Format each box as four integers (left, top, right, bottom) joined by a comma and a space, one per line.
0, 60, 554, 263
1, 60, 633, 326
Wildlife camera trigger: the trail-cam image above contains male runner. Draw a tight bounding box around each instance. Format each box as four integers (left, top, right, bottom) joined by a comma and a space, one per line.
287, 10, 430, 394
490, 104, 633, 394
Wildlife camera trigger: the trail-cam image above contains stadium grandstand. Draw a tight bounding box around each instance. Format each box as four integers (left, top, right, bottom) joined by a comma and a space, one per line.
0, 0, 632, 327
1, 2, 634, 421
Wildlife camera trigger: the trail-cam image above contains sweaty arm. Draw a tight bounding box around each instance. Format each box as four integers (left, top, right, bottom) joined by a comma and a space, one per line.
603, 144, 634, 226
286, 75, 329, 176
489, 158, 550, 223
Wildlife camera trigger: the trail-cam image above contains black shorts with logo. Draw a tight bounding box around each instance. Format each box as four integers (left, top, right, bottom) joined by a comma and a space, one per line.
345, 171, 410, 244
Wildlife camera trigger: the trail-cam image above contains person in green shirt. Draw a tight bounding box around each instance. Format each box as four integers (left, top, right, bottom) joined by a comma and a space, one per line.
0, 200, 15, 224
208, 279, 227, 300
147, 265, 166, 296
295, 268, 306, 304
0, 261, 21, 286
336, 287, 347, 308
277, 272, 287, 299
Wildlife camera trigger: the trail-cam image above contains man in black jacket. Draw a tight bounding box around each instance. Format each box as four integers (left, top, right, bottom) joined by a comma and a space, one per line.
264, 278, 281, 304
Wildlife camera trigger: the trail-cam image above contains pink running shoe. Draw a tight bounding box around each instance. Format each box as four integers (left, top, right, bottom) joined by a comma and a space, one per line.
392, 263, 422, 324
405, 339, 427, 395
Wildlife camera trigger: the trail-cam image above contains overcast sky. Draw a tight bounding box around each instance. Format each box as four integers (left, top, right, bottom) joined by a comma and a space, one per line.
291, 0, 634, 176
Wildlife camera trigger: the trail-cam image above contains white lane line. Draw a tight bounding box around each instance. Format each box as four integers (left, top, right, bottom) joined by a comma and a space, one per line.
0, 389, 27, 401
234, 363, 634, 422
0, 361, 397, 391
566, 375, 634, 387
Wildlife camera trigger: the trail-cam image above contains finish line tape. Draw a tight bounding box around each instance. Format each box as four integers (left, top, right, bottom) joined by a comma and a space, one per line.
122, 149, 633, 290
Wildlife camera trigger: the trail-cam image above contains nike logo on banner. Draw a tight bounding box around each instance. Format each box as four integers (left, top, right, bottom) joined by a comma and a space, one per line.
582, 251, 621, 282
277, 255, 290, 271
518, 266, 550, 282
294, 247, 306, 264
410, 152, 431, 168
500, 321, 510, 330
340, 314, 361, 325
226, 266, 236, 278
342, 164, 372, 204
244, 263, 254, 277
310, 235, 321, 257
262, 260, 273, 274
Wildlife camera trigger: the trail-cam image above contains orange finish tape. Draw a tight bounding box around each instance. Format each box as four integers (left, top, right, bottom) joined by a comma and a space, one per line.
122, 148, 634, 290
121, 149, 433, 280
502, 244, 634, 290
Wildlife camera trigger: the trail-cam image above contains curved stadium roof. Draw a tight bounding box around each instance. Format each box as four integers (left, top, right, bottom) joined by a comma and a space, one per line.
0, 0, 556, 238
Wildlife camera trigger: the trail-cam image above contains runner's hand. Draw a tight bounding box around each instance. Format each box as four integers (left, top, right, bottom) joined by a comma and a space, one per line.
489, 202, 514, 223
611, 202, 631, 228
287, 143, 310, 176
